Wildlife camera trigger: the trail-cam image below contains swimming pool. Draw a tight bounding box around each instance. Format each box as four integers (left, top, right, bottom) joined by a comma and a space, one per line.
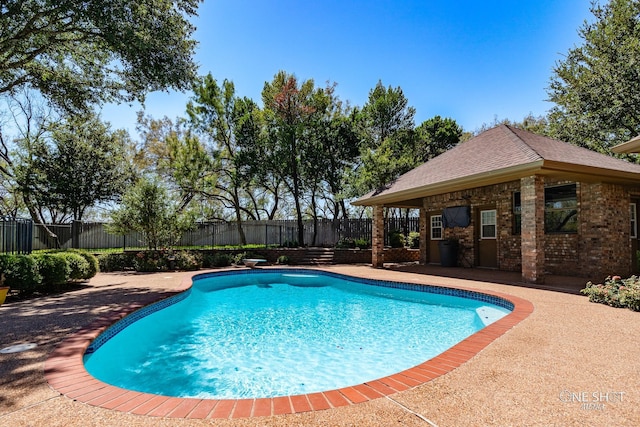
83, 269, 511, 399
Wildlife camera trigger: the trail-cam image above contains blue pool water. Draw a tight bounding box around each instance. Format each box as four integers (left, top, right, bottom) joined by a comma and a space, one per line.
83, 270, 511, 399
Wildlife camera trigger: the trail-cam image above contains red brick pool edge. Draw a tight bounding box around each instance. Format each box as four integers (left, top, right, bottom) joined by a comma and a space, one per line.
44, 272, 534, 419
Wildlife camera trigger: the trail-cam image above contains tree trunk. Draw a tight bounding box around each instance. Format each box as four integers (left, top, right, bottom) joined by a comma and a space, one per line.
23, 194, 60, 249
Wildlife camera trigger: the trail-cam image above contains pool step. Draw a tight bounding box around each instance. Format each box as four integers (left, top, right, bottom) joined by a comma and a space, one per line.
300, 248, 335, 265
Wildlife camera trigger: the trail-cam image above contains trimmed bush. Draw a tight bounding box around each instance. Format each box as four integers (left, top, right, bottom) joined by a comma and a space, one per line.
277, 255, 290, 265
335, 237, 356, 249
56, 252, 91, 280
354, 238, 370, 249
98, 253, 135, 272
0, 254, 42, 293
69, 250, 99, 278
408, 231, 420, 249
174, 251, 202, 271
389, 230, 405, 248
210, 252, 232, 267
33, 253, 70, 290
582, 275, 640, 311
133, 250, 169, 272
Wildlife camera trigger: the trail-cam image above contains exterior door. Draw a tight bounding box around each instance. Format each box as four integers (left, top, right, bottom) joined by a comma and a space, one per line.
477, 207, 498, 268
428, 213, 443, 264
632, 202, 639, 274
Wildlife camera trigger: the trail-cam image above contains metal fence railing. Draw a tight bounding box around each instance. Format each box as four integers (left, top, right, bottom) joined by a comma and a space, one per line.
0, 217, 33, 254
3, 216, 421, 252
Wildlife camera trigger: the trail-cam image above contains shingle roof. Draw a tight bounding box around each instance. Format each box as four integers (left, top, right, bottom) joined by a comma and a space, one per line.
355, 124, 640, 206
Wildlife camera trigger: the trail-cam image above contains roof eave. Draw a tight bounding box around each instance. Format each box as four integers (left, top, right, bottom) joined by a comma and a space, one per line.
353, 161, 545, 206
612, 136, 640, 154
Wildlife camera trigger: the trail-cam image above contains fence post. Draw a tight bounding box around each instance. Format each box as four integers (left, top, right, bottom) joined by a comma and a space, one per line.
71, 220, 81, 249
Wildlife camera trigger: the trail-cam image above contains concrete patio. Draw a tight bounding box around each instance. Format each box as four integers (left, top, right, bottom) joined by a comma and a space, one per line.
1, 264, 638, 426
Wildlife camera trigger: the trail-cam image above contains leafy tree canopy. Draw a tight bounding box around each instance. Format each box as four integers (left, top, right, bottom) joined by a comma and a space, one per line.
547, 0, 640, 152
0, 0, 201, 111
108, 177, 195, 249
13, 112, 134, 221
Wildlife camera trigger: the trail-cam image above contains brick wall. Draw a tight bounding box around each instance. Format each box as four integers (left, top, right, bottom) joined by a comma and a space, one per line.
203, 247, 419, 265
420, 178, 639, 280
577, 182, 632, 279
423, 181, 521, 270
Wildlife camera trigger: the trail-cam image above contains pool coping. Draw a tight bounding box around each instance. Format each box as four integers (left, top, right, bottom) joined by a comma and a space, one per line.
44, 268, 534, 419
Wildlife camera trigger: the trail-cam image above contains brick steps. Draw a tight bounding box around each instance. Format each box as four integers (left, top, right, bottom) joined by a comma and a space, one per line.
300, 248, 335, 265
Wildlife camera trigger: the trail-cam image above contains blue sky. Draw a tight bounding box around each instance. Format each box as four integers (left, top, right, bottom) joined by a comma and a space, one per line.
101, 0, 593, 136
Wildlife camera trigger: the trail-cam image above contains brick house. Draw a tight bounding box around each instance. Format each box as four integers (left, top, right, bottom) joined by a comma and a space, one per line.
353, 125, 640, 283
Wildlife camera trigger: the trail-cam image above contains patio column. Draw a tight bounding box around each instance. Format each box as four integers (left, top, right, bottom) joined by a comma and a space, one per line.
521, 175, 545, 283
419, 204, 428, 264
372, 205, 384, 267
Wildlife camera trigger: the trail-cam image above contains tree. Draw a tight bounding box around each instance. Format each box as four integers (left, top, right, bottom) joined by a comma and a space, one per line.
307, 84, 361, 220
108, 178, 194, 250
547, 0, 640, 153
186, 74, 265, 244
414, 116, 462, 163
361, 80, 415, 148
13, 113, 135, 221
261, 71, 320, 246
0, 0, 200, 111
348, 81, 416, 196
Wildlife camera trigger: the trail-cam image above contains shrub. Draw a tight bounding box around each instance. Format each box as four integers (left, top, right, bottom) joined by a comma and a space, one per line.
354, 238, 370, 249
408, 232, 420, 249
69, 250, 99, 279
33, 253, 70, 290
0, 254, 42, 293
232, 251, 261, 265
174, 251, 202, 271
581, 275, 640, 311
388, 230, 405, 248
277, 255, 290, 265
335, 237, 355, 249
209, 252, 232, 267
98, 253, 135, 272
133, 250, 169, 272
56, 252, 90, 280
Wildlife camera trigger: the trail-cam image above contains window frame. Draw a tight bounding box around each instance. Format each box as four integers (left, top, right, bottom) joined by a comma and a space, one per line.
631, 203, 637, 239
544, 183, 578, 234
513, 191, 521, 235
430, 215, 443, 240
480, 209, 497, 240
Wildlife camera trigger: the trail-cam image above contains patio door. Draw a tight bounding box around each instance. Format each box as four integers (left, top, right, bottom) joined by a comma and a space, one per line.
477, 207, 498, 268
632, 201, 639, 274
428, 212, 443, 264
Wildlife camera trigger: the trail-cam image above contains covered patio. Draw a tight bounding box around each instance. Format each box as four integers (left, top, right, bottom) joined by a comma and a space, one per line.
355, 125, 640, 284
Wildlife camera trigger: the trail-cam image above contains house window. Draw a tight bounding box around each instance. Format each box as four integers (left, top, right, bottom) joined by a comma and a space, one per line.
545, 184, 577, 233
513, 192, 521, 235
631, 203, 637, 239
480, 209, 497, 239
431, 215, 443, 240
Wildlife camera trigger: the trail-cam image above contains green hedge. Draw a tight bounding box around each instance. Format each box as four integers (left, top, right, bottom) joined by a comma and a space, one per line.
98, 252, 135, 272
0, 250, 100, 295
0, 254, 42, 293
32, 254, 70, 290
